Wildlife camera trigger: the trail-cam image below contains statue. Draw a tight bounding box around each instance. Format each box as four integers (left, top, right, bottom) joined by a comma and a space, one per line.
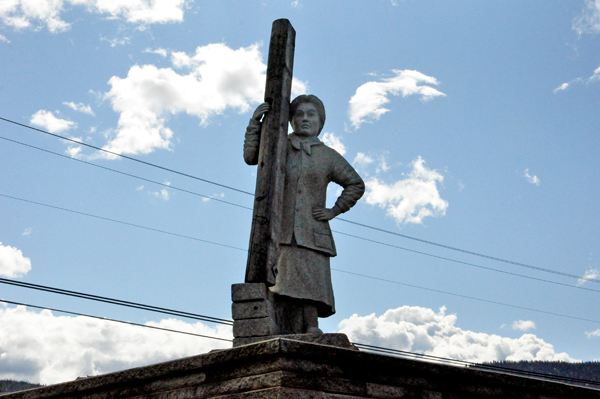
243, 95, 365, 334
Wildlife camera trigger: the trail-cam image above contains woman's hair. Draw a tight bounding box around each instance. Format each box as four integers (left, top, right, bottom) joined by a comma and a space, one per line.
289, 95, 326, 133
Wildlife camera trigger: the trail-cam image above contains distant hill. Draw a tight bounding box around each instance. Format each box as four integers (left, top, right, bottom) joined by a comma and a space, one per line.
479, 361, 600, 388
0, 380, 43, 394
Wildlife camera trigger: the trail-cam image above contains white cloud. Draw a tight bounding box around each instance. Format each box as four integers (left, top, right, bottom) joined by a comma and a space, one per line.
150, 188, 169, 200
100, 35, 130, 47
0, 34, 9, 42
353, 152, 374, 167
523, 169, 540, 186
577, 267, 599, 286
202, 193, 224, 203
63, 101, 95, 116
0, 0, 188, 33
586, 329, 600, 338
339, 306, 576, 363
30, 110, 76, 133
0, 242, 31, 278
554, 67, 600, 93
0, 304, 231, 385
553, 82, 570, 93
291, 78, 308, 98
100, 43, 271, 158
65, 145, 82, 158
511, 320, 536, 331
136, 185, 144, 190
589, 66, 600, 82
144, 47, 168, 57
348, 69, 445, 129
574, 0, 600, 35
22, 228, 32, 236
320, 132, 346, 155
364, 156, 448, 224
353, 152, 390, 175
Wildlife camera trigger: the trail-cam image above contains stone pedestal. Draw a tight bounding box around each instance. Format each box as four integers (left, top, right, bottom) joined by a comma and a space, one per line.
3, 337, 600, 398
231, 283, 278, 346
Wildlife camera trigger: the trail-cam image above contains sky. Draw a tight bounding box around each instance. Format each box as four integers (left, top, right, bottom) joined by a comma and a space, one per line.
1, 0, 599, 386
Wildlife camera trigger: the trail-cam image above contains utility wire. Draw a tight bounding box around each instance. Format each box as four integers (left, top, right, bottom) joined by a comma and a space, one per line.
332, 230, 600, 295
332, 268, 600, 325
0, 299, 232, 342
0, 136, 252, 211
0, 277, 233, 325
352, 343, 600, 387
2, 132, 595, 287
1, 120, 593, 284
0, 117, 254, 196
336, 218, 600, 284
0, 299, 597, 387
3, 192, 600, 326
0, 193, 247, 252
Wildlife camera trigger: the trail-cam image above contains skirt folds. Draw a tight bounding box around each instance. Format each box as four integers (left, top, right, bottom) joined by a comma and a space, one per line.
270, 239, 335, 317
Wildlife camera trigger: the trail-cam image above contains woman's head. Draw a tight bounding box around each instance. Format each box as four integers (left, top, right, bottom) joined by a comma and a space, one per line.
290, 95, 326, 136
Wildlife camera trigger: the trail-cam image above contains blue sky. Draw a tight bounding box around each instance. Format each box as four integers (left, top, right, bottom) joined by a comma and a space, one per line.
1, 0, 600, 384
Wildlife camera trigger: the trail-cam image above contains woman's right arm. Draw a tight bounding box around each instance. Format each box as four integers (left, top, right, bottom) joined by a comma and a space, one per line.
243, 103, 270, 165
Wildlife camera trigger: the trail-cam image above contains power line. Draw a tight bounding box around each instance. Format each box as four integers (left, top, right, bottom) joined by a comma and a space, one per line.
332, 268, 600, 325
0, 277, 233, 325
0, 299, 232, 342
333, 230, 600, 294
0, 117, 254, 196
352, 343, 600, 387
5, 189, 594, 302
0, 135, 252, 211
1, 298, 597, 387
4, 192, 600, 326
2, 120, 592, 285
0, 193, 247, 252
336, 218, 600, 284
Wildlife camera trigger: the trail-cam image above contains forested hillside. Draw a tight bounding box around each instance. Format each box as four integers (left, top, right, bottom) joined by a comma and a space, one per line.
481, 361, 600, 388
0, 380, 43, 394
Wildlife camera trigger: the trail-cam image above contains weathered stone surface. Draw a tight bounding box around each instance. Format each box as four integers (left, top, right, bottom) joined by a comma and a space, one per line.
233, 318, 276, 338
232, 300, 270, 320
232, 283, 270, 303
234, 333, 357, 350
245, 19, 295, 285
3, 337, 600, 399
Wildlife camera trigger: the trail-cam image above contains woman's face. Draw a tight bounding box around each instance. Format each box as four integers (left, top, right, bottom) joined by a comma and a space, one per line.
291, 102, 321, 138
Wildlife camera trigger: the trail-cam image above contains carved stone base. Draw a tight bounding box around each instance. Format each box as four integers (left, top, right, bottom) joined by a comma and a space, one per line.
231, 283, 278, 343
233, 332, 358, 349
4, 338, 599, 398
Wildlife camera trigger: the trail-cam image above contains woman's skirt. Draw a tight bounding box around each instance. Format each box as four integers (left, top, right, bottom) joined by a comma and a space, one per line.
269, 240, 335, 317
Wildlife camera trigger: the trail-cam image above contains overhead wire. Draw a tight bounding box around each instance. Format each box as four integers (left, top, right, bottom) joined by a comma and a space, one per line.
1, 131, 596, 288
352, 342, 600, 387
331, 268, 600, 325
336, 217, 600, 284
0, 117, 254, 196
0, 299, 232, 342
332, 230, 600, 294
0, 193, 247, 252
0, 136, 252, 211
2, 120, 599, 386
2, 192, 600, 326
0, 277, 233, 325
1, 118, 595, 285
0, 298, 597, 387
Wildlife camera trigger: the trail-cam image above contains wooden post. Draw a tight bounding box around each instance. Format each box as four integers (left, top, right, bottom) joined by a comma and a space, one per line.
245, 19, 296, 285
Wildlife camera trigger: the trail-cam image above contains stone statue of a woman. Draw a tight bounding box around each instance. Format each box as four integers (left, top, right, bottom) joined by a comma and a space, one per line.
244, 95, 364, 334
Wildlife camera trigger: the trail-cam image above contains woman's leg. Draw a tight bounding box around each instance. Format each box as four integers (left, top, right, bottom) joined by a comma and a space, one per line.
303, 303, 322, 334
